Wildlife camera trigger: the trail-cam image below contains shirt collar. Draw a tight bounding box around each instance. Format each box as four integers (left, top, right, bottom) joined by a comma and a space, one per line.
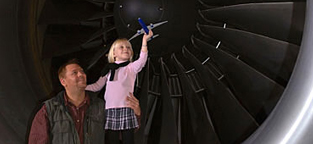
63, 92, 90, 108
115, 60, 128, 64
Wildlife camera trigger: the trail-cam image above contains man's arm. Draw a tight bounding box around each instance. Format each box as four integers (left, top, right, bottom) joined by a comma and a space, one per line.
126, 92, 141, 127
126, 92, 141, 116
28, 105, 50, 144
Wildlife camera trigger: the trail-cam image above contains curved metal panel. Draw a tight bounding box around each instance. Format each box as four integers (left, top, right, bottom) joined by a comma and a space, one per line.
244, 1, 313, 143
159, 59, 178, 144
183, 47, 258, 143
192, 36, 284, 123
200, 2, 305, 45
197, 25, 299, 86
172, 54, 220, 144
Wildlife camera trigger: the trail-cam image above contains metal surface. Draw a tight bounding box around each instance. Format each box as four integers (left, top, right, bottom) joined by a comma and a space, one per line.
243, 1, 313, 143
0, 0, 311, 143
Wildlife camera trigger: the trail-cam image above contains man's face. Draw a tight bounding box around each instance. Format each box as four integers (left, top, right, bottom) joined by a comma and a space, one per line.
60, 64, 87, 90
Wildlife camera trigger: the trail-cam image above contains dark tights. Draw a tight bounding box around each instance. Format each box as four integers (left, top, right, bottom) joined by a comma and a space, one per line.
106, 129, 134, 144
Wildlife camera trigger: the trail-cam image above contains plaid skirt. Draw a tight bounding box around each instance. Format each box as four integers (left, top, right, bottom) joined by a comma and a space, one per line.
105, 107, 138, 130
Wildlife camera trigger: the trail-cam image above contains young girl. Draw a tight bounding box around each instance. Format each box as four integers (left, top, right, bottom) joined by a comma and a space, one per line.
86, 30, 153, 144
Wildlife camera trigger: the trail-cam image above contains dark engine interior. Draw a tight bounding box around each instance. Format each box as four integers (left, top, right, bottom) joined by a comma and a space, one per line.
0, 0, 306, 143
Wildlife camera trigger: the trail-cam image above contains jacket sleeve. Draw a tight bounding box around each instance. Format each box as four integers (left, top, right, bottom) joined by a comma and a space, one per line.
28, 105, 50, 144
130, 51, 148, 73
85, 76, 107, 92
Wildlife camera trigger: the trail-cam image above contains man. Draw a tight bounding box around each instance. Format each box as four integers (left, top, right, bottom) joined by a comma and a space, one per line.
28, 59, 141, 144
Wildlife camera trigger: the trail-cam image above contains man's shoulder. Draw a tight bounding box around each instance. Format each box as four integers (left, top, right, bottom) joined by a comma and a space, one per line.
86, 91, 104, 102
86, 91, 105, 110
86, 90, 97, 97
44, 91, 64, 105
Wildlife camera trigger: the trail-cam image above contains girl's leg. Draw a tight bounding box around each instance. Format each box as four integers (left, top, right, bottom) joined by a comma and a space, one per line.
106, 130, 120, 144
121, 129, 134, 144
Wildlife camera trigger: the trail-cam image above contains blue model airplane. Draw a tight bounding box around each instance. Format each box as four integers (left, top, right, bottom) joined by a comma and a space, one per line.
128, 20, 168, 41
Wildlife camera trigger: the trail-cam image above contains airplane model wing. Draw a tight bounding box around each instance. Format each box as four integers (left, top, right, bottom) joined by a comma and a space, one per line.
129, 20, 168, 41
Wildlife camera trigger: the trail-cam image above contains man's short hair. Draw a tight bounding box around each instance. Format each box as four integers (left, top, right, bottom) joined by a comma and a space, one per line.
58, 59, 80, 80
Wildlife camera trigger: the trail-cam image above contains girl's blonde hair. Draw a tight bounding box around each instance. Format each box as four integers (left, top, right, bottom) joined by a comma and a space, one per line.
107, 38, 133, 63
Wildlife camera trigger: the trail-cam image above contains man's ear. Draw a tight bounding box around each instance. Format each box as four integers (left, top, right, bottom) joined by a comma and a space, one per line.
60, 78, 66, 87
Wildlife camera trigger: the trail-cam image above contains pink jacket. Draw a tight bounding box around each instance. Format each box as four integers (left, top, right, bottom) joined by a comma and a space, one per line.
86, 51, 147, 109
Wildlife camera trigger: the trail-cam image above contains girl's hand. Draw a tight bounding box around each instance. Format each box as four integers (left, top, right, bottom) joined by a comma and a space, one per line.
143, 29, 153, 41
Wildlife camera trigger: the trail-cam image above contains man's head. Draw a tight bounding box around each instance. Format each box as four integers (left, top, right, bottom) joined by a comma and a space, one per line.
58, 59, 87, 91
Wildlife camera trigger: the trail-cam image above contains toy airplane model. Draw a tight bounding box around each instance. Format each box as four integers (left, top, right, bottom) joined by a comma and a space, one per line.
128, 18, 168, 41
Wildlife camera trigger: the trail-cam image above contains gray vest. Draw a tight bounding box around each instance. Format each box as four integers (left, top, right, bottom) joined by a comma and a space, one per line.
45, 91, 105, 144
